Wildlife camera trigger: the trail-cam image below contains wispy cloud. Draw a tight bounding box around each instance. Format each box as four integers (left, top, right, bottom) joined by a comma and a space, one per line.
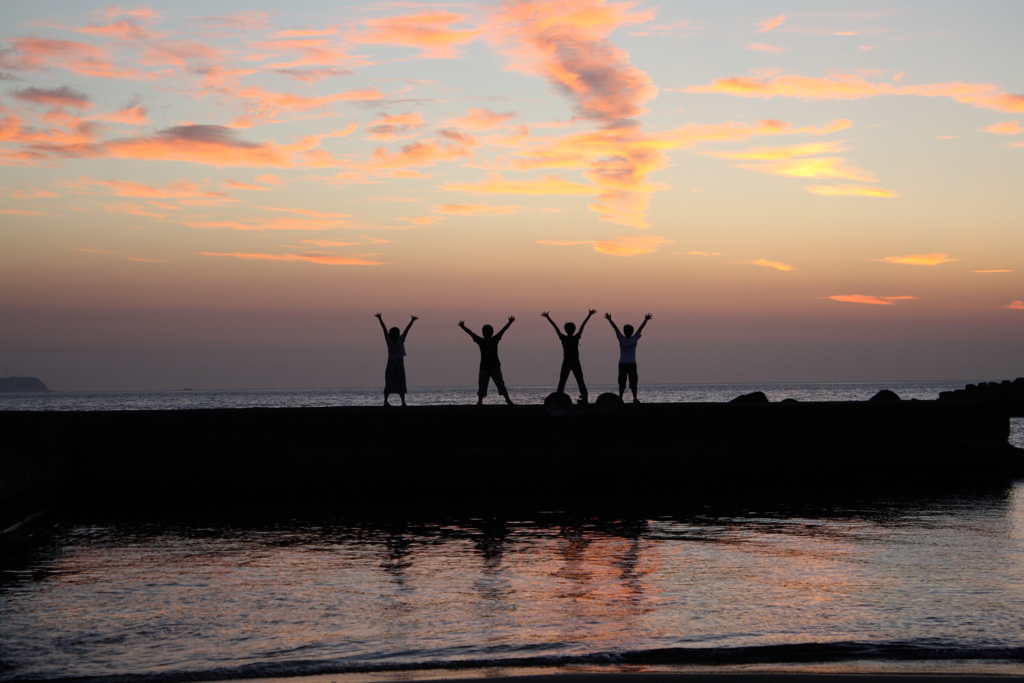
72, 246, 166, 262
537, 234, 673, 257
743, 258, 794, 271
747, 43, 785, 53
981, 121, 1021, 135
351, 10, 482, 59
757, 15, 786, 33
974, 269, 1013, 273
1004, 301, 1024, 310
874, 253, 959, 266
806, 185, 897, 197
825, 295, 915, 305
443, 108, 516, 130
701, 140, 847, 160
683, 73, 1024, 114
735, 157, 876, 182
431, 203, 520, 215
13, 86, 92, 109
200, 252, 384, 265
444, 173, 599, 195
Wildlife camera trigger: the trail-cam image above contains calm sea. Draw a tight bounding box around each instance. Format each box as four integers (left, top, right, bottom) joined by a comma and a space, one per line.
2, 382, 1024, 682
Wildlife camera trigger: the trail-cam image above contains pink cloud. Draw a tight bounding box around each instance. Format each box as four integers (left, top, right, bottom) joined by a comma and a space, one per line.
747, 43, 785, 53
806, 185, 897, 197
981, 121, 1021, 135
443, 108, 516, 131
538, 234, 673, 257
200, 251, 383, 265
8, 37, 151, 79
1004, 301, 1024, 310
351, 11, 483, 59
13, 86, 92, 109
431, 203, 521, 215
874, 253, 959, 266
826, 295, 915, 305
684, 73, 1024, 114
743, 258, 794, 271
757, 15, 786, 33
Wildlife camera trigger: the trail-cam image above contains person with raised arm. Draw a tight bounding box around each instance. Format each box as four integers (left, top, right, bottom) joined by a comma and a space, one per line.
605, 312, 652, 403
542, 309, 596, 404
375, 312, 417, 407
458, 316, 516, 405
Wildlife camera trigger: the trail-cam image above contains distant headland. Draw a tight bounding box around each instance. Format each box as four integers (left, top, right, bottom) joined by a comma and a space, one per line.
0, 376, 51, 393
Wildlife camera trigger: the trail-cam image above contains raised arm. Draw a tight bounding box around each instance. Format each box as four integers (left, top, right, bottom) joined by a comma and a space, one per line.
541, 311, 563, 337
458, 320, 481, 341
401, 315, 418, 339
577, 309, 596, 334
495, 315, 515, 339
636, 312, 653, 334
374, 312, 389, 338
604, 312, 621, 335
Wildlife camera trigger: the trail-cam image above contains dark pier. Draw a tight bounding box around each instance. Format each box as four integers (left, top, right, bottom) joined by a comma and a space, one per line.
2, 401, 1021, 523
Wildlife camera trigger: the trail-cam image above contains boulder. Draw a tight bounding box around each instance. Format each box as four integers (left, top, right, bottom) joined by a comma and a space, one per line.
869, 389, 901, 402
729, 391, 769, 404
543, 392, 573, 406
595, 393, 623, 405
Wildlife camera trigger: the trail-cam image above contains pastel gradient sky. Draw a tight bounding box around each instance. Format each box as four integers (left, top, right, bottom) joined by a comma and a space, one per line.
1, 0, 1021, 390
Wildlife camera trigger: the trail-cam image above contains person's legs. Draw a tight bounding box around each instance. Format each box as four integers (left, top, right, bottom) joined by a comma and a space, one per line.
383, 390, 391, 407
617, 362, 627, 398
491, 366, 513, 404
571, 360, 587, 401
628, 363, 639, 402
557, 359, 571, 394
477, 367, 489, 405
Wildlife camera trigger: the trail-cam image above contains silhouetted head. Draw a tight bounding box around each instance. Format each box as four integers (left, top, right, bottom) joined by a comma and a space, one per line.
623, 324, 634, 338
564, 322, 576, 335
388, 327, 401, 341
482, 324, 494, 338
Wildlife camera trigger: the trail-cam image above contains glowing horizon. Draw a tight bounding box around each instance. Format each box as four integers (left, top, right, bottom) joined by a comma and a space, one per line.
1, 1, 1021, 390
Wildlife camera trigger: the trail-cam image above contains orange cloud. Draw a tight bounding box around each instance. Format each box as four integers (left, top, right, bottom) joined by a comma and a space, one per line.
744, 258, 794, 271
1004, 301, 1024, 310
758, 15, 786, 33
974, 269, 1013, 273
735, 157, 876, 181
431, 204, 521, 215
444, 173, 599, 195
262, 207, 351, 218
747, 43, 785, 53
9, 188, 58, 199
365, 138, 473, 171
256, 174, 281, 184
200, 252, 383, 265
701, 140, 847, 160
224, 180, 270, 191
91, 106, 148, 125
982, 121, 1021, 135
538, 234, 673, 256
231, 86, 381, 126
806, 185, 897, 197
686, 251, 721, 256
684, 73, 1024, 113
826, 295, 915, 305
101, 201, 166, 218
0, 208, 49, 215
66, 177, 227, 199
7, 37, 150, 79
351, 11, 482, 58
443, 108, 516, 130
875, 253, 959, 266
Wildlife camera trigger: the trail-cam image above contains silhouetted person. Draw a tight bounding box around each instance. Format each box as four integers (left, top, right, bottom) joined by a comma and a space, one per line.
375, 312, 417, 406
605, 312, 652, 403
542, 309, 595, 404
459, 316, 515, 405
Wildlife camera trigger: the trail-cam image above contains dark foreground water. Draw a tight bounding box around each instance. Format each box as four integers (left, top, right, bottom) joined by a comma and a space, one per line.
2, 381, 1024, 681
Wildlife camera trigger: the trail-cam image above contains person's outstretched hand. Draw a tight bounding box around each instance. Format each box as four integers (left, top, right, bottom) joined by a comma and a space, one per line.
588, 309, 596, 315
374, 312, 382, 319
458, 320, 465, 327
410, 315, 418, 321
604, 312, 612, 320
508, 315, 516, 323
541, 311, 550, 318
644, 313, 653, 320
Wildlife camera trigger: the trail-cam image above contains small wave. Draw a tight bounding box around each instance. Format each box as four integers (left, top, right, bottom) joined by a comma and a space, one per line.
16, 641, 1024, 683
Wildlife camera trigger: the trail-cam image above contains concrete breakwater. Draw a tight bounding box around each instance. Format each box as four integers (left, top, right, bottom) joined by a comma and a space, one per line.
1, 401, 1021, 521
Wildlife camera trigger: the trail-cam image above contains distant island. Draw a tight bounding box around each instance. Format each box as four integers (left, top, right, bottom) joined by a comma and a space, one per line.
0, 376, 51, 392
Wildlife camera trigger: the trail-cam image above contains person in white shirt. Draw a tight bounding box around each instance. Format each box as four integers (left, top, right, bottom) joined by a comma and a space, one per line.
605, 312, 652, 403
375, 312, 417, 407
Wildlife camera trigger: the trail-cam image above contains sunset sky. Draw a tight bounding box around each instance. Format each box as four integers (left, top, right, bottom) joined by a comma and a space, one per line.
1, 1, 1021, 391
